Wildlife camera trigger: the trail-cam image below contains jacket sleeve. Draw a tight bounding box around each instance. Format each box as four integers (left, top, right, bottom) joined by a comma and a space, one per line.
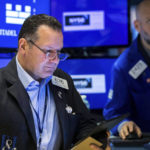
103, 64, 131, 135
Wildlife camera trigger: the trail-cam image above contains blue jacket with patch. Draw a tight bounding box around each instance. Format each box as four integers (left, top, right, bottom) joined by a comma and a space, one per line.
103, 35, 150, 135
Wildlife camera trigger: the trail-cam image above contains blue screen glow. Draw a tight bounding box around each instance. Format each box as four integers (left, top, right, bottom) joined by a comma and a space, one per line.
58, 58, 116, 109
51, 0, 129, 48
0, 0, 50, 49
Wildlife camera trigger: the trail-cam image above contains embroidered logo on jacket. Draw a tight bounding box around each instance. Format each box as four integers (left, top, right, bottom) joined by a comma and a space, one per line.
0, 135, 17, 150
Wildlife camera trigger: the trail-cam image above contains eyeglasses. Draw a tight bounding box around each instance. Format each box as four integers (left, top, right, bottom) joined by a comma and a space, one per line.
28, 40, 69, 61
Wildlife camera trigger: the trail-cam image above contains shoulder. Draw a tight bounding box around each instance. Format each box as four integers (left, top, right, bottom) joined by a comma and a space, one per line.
113, 38, 139, 72
0, 67, 7, 82
53, 68, 73, 86
54, 68, 71, 79
0, 57, 18, 85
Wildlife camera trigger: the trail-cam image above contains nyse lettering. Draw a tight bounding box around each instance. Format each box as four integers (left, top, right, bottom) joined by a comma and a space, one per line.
65, 15, 89, 26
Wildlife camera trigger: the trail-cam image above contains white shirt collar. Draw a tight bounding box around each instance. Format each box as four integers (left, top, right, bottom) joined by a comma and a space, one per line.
16, 55, 52, 89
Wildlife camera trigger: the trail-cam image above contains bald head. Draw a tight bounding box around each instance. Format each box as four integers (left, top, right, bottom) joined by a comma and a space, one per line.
135, 0, 150, 20
134, 0, 150, 50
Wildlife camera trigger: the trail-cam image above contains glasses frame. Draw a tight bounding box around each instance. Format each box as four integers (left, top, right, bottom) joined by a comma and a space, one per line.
28, 40, 69, 61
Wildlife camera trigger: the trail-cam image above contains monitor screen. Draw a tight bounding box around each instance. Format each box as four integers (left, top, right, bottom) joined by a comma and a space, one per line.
51, 0, 129, 48
0, 0, 50, 50
0, 58, 11, 68
58, 58, 116, 109
0, 57, 116, 109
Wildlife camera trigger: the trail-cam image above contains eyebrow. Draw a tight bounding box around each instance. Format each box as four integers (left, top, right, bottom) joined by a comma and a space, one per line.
46, 49, 61, 53
145, 18, 150, 23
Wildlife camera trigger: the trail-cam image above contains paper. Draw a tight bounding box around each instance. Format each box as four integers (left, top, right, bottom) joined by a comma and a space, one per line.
72, 113, 129, 150
71, 136, 102, 150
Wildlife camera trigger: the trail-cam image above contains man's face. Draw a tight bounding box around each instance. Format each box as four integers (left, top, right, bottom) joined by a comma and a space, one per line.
135, 1, 150, 46
139, 17, 150, 45
19, 25, 63, 81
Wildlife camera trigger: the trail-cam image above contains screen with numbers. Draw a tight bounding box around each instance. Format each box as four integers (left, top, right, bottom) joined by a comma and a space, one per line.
0, 0, 50, 50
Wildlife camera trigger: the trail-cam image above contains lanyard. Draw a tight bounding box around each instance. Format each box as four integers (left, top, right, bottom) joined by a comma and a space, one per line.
30, 85, 48, 146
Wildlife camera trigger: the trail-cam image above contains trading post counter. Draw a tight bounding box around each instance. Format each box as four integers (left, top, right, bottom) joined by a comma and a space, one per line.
110, 134, 150, 150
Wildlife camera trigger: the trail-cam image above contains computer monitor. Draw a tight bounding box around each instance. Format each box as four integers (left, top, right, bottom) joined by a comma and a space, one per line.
58, 58, 116, 109
0, 57, 116, 109
0, 0, 50, 51
0, 58, 11, 68
50, 0, 130, 49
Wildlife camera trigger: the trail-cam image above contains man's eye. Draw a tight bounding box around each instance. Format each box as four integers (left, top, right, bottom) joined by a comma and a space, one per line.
146, 20, 150, 24
46, 50, 53, 53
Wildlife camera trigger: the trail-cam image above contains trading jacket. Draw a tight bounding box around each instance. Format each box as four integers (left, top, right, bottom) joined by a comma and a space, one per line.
103, 35, 150, 135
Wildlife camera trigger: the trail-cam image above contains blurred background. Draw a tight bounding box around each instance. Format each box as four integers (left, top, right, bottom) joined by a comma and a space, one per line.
0, 0, 140, 118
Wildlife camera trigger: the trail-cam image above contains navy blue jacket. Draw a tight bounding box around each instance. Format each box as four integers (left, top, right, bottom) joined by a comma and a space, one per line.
0, 57, 96, 150
103, 35, 150, 135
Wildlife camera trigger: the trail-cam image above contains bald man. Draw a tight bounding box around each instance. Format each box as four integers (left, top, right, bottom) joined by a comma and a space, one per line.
103, 0, 150, 139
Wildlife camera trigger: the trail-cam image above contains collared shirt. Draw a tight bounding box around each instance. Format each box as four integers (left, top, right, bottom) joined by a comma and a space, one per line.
16, 56, 61, 150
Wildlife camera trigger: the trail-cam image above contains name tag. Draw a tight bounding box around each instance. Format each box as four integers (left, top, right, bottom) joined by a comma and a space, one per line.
128, 60, 148, 79
52, 76, 69, 90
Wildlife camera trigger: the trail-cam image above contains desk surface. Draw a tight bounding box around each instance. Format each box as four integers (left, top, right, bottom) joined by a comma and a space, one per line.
111, 145, 145, 150
111, 143, 150, 150
109, 135, 150, 150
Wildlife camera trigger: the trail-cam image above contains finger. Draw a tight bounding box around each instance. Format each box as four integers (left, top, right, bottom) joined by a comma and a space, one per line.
134, 125, 142, 137
119, 129, 126, 139
128, 122, 134, 133
105, 144, 111, 150
122, 125, 130, 137
119, 124, 131, 139
90, 144, 103, 150
106, 131, 110, 137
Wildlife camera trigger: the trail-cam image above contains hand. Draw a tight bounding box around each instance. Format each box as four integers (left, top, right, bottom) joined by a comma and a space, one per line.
90, 131, 111, 150
119, 121, 142, 139
90, 144, 104, 150
90, 143, 111, 150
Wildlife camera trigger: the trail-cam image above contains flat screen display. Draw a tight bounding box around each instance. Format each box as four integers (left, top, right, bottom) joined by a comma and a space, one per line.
0, 0, 50, 50
0, 57, 116, 109
51, 0, 129, 48
58, 58, 116, 109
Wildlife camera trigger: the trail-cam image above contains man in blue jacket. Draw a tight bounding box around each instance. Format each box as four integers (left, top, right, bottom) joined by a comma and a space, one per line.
103, 0, 150, 139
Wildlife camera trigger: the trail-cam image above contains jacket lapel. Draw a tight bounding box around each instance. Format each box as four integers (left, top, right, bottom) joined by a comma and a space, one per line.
4, 57, 37, 144
7, 80, 37, 144
50, 82, 71, 150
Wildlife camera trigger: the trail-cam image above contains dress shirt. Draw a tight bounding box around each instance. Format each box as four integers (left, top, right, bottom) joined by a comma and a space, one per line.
16, 56, 61, 150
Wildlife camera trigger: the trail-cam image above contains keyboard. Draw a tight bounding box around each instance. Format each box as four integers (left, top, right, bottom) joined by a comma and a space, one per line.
109, 133, 150, 147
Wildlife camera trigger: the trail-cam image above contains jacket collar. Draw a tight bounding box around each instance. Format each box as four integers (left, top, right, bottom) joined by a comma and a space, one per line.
3, 57, 37, 144
4, 57, 72, 149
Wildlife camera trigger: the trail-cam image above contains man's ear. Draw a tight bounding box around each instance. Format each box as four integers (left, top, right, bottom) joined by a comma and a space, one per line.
134, 20, 140, 33
18, 38, 28, 54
